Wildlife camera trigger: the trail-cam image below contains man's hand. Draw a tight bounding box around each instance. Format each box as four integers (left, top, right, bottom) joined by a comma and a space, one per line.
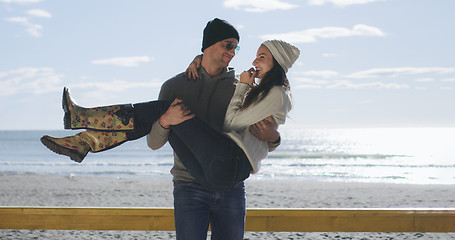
158, 98, 195, 129
249, 116, 280, 143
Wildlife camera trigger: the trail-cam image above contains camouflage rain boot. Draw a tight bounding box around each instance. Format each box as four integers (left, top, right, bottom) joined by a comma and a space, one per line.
40, 130, 128, 163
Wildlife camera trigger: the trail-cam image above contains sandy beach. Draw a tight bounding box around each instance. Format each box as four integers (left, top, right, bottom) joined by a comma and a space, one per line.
1, 175, 455, 239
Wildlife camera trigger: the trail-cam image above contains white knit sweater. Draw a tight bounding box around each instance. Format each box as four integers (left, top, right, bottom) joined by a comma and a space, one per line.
223, 83, 292, 173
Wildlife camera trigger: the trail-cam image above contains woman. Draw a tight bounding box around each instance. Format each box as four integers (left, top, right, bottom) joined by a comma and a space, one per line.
41, 39, 300, 190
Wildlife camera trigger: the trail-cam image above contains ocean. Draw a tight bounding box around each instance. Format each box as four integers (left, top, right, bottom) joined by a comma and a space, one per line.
1, 127, 454, 185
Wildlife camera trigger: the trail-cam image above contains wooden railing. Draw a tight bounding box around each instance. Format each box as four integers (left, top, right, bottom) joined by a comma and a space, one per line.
1, 207, 455, 232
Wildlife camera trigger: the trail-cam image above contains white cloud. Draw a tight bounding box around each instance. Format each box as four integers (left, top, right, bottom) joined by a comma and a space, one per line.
0, 68, 63, 96
293, 77, 328, 89
347, 67, 455, 79
259, 24, 385, 43
297, 78, 329, 84
308, 0, 382, 7
415, 78, 434, 82
327, 108, 345, 113
0, 0, 42, 3
440, 86, 453, 91
223, 0, 298, 12
59, 80, 164, 105
326, 80, 409, 89
24, 22, 42, 37
295, 84, 324, 89
356, 100, 372, 105
6, 17, 44, 37
0, 67, 164, 97
302, 70, 339, 78
91, 56, 153, 67
294, 67, 455, 90
68, 80, 162, 93
26, 9, 52, 18
293, 76, 409, 90
236, 24, 246, 29
322, 53, 338, 57
5, 16, 27, 23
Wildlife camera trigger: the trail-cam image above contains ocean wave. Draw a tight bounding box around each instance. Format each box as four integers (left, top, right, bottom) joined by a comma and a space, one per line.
0, 170, 171, 178
253, 172, 410, 182
267, 163, 455, 168
0, 161, 173, 167
268, 153, 408, 159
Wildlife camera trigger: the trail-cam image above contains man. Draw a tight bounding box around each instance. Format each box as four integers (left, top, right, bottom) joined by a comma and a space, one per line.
147, 18, 280, 240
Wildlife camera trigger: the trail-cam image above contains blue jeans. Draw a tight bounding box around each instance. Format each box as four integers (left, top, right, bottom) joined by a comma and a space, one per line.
173, 181, 246, 240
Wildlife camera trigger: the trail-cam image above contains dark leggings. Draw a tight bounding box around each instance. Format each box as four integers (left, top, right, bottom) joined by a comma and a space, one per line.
126, 100, 252, 191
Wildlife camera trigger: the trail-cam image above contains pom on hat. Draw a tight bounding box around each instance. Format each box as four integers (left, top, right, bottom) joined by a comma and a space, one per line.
201, 18, 240, 52
262, 40, 300, 73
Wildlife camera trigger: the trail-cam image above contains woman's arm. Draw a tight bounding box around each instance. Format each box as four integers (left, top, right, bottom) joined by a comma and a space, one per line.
249, 116, 280, 142
184, 54, 203, 80
147, 120, 170, 150
147, 81, 176, 150
224, 84, 287, 131
147, 84, 173, 150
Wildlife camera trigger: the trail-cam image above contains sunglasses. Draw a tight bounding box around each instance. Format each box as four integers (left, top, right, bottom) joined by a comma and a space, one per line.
222, 41, 240, 53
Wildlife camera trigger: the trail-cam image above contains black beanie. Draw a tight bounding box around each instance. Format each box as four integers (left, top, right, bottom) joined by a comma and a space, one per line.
201, 18, 240, 52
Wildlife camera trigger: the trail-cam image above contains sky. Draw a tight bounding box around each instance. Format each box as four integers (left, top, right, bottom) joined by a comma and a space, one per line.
1, 0, 454, 130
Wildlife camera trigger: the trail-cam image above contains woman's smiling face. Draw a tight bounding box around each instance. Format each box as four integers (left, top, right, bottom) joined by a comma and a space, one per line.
252, 45, 274, 79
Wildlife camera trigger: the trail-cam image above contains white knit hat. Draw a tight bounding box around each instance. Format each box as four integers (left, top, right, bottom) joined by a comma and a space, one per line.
262, 40, 300, 73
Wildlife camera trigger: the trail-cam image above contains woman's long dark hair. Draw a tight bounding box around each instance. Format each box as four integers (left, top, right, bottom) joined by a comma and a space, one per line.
241, 58, 287, 109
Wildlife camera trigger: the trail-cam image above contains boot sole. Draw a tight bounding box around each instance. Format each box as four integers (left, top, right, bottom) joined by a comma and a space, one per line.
40, 136, 87, 163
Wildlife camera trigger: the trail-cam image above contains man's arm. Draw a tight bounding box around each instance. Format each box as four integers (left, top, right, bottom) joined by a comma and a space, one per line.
249, 116, 281, 152
147, 99, 195, 150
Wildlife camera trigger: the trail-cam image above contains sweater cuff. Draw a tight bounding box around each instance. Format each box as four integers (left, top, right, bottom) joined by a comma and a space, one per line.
235, 82, 251, 94
151, 120, 170, 135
